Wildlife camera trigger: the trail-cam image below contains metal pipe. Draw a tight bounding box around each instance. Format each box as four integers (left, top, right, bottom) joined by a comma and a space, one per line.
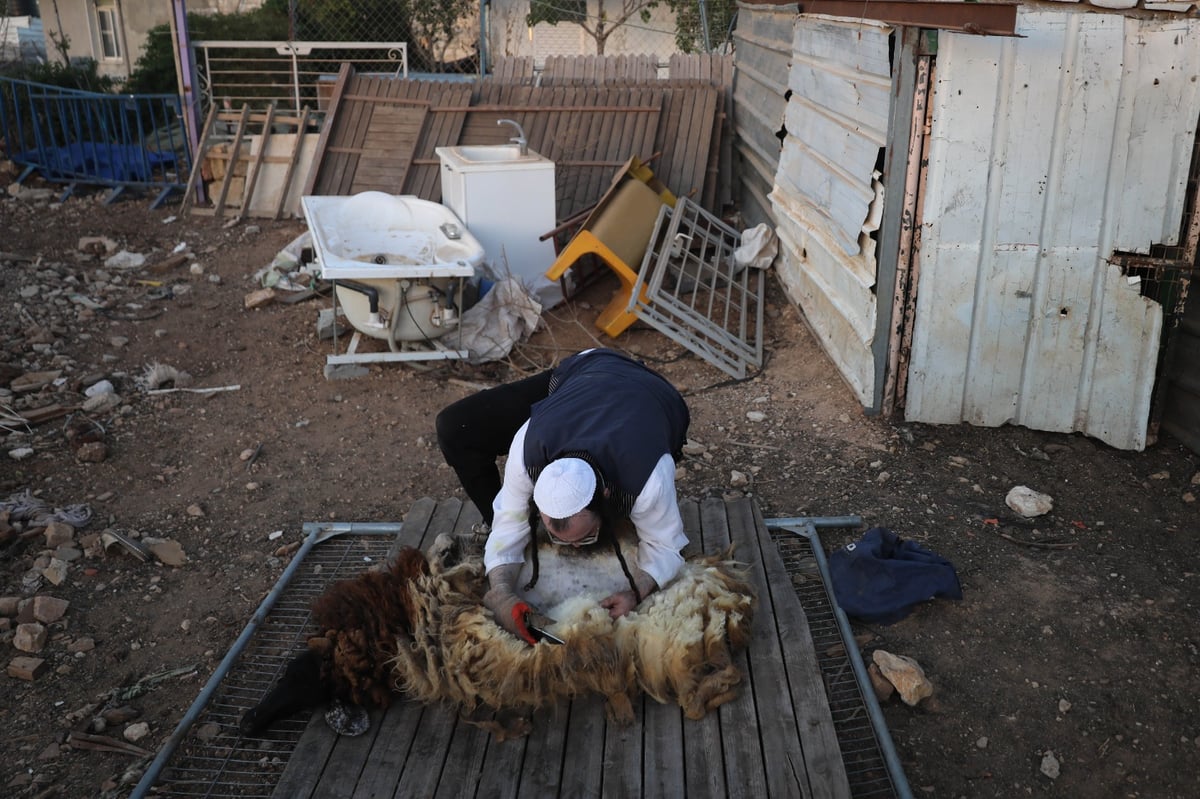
130, 525, 325, 798
771, 519, 914, 799
130, 521, 404, 796
764, 515, 863, 529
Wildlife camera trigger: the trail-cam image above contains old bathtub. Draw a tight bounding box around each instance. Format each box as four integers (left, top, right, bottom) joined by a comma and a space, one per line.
301, 192, 485, 342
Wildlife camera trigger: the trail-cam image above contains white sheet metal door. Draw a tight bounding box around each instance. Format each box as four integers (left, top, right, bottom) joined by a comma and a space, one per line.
905, 10, 1200, 450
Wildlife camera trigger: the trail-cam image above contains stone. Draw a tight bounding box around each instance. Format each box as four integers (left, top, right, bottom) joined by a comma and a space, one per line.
186, 504, 205, 518
681, 440, 706, 456
7, 655, 47, 681
32, 595, 69, 623
42, 558, 69, 586
746, 411, 766, 422
872, 649, 933, 706
44, 521, 75, 547
0, 596, 19, 616
1005, 485, 1053, 517
123, 722, 151, 742
1040, 750, 1061, 779
867, 662, 894, 702
244, 287, 276, 310
730, 470, 749, 487
102, 706, 140, 724
75, 441, 109, 463
14, 622, 48, 653
143, 537, 187, 567
66, 637, 95, 653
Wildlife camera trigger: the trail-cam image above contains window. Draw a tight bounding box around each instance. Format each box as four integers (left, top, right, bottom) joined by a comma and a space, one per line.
97, 6, 121, 60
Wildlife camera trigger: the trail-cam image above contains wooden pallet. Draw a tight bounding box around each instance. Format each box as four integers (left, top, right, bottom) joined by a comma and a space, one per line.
270, 496, 854, 799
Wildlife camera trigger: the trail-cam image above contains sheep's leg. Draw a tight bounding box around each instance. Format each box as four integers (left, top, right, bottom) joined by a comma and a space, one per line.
459, 703, 533, 741
240, 648, 330, 736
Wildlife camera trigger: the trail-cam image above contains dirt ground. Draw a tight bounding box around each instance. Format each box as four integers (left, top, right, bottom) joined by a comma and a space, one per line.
1, 168, 1198, 799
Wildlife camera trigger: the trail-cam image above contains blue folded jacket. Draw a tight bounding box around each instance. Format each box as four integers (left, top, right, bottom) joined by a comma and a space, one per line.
828, 527, 963, 624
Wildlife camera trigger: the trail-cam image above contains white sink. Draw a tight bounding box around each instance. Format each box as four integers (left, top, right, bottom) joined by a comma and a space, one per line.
436, 144, 545, 166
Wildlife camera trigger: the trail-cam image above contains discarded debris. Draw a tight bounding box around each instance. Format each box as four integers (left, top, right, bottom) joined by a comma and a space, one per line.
142, 537, 187, 567
67, 730, 152, 758
145, 384, 241, 396
100, 529, 150, 562
136, 362, 194, 391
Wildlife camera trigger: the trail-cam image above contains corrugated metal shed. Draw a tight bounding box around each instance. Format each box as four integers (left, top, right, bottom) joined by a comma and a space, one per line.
905, 9, 1200, 450
769, 16, 892, 405
732, 3, 797, 227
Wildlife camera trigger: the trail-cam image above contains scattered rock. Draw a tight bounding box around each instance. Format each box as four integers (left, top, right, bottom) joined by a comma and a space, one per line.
1040, 750, 1060, 779
123, 721, 151, 743
74, 441, 109, 463
44, 521, 75, 547
14, 622, 48, 653
872, 649, 933, 706
186, 504, 205, 518
746, 411, 766, 422
32, 595, 69, 623
1005, 485, 1053, 517
7, 655, 48, 681
67, 637, 96, 654
681, 439, 706, 456
143, 537, 187, 567
41, 558, 70, 586
102, 706, 141, 724
244, 287, 277, 310
730, 470, 749, 487
867, 662, 894, 702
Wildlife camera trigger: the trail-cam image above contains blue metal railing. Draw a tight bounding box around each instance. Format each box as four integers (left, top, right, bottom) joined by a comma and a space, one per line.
0, 77, 192, 207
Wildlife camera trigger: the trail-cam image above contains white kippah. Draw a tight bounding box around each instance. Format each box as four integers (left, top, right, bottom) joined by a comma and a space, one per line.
533, 458, 595, 519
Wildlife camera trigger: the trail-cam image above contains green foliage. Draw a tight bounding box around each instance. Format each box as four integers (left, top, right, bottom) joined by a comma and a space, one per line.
126, 7, 290, 95
4, 59, 122, 93
668, 0, 736, 53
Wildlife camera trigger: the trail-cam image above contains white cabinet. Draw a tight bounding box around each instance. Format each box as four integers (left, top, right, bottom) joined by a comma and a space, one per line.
436, 146, 562, 309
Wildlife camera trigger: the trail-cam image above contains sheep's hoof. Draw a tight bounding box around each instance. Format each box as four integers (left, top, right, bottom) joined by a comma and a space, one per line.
324, 698, 370, 736
604, 693, 636, 725
460, 704, 532, 741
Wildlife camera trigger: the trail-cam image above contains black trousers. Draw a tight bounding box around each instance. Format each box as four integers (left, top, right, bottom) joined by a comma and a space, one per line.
435, 369, 554, 525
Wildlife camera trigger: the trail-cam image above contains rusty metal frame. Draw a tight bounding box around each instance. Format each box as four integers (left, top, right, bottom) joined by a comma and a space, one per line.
802, 0, 1020, 37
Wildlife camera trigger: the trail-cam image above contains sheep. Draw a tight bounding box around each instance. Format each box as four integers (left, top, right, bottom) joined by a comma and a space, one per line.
241, 531, 755, 739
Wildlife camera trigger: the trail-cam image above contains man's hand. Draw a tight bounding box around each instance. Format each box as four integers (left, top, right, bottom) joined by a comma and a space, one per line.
600, 590, 639, 619
484, 563, 540, 645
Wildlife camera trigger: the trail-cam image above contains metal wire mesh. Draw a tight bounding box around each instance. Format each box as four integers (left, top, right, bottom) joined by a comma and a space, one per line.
631, 197, 765, 379
770, 528, 905, 799
147, 531, 396, 798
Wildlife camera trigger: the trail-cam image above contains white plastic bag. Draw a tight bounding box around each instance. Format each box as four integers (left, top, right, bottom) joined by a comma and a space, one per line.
732, 223, 778, 271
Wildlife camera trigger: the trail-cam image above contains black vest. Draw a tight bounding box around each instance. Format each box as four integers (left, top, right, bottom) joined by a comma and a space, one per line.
524, 350, 689, 515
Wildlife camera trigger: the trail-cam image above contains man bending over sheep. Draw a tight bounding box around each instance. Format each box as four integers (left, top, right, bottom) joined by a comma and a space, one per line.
436, 348, 690, 643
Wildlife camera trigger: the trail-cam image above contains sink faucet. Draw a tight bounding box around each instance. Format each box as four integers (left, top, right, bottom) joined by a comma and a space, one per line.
497, 118, 527, 155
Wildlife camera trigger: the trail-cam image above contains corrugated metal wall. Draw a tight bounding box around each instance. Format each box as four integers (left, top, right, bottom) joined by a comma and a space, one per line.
732, 3, 796, 227
768, 16, 893, 405
905, 9, 1200, 450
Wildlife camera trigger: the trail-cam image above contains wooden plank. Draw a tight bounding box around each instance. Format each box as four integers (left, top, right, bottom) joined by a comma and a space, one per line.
342, 700, 426, 797
474, 717, 530, 798
601, 695, 644, 798
303, 62, 353, 197
235, 103, 273, 223
506, 704, 563, 796
275, 107, 310, 220
353, 103, 427, 194
212, 104, 250, 217
308, 708, 387, 799
732, 496, 854, 799
557, 695, 608, 798
679, 501, 726, 799
271, 712, 338, 798
386, 495, 437, 561
181, 101, 219, 213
